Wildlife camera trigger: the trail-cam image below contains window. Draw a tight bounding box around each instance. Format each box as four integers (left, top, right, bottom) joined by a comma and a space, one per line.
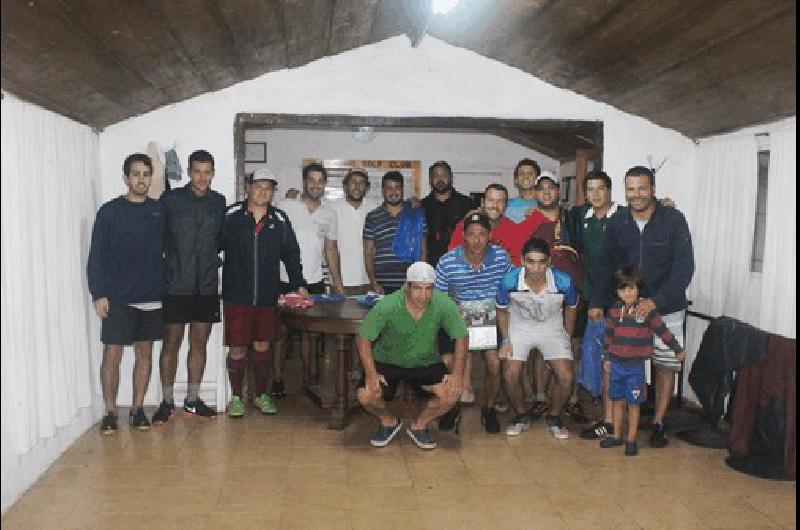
750, 140, 769, 273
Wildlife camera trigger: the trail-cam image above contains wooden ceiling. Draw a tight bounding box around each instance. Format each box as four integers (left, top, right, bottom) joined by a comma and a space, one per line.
1, 0, 795, 139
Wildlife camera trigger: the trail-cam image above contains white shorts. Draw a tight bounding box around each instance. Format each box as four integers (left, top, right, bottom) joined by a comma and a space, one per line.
652, 310, 685, 373
509, 325, 572, 362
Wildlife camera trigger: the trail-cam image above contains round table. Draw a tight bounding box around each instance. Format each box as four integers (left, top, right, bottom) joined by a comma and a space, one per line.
281, 299, 370, 429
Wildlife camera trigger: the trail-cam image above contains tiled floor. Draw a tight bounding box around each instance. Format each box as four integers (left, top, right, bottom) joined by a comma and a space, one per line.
3, 384, 795, 529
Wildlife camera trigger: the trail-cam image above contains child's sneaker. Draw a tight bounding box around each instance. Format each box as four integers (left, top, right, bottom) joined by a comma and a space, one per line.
649, 423, 668, 448
600, 437, 624, 448
579, 420, 614, 440
625, 441, 639, 456
228, 396, 245, 418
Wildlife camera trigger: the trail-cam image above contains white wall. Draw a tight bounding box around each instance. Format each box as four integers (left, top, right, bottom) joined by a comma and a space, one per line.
98, 35, 697, 407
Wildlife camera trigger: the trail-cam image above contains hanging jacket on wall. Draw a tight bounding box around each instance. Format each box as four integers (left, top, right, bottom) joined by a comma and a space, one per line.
392, 202, 425, 262
164, 148, 182, 181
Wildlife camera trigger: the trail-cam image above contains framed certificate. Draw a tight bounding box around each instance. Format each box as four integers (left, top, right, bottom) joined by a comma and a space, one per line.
460, 299, 497, 350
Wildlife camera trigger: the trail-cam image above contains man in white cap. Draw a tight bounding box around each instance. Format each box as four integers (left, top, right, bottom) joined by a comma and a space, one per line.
356, 261, 468, 450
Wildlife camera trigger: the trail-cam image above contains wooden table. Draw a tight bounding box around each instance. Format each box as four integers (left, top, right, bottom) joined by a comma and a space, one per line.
281, 299, 369, 429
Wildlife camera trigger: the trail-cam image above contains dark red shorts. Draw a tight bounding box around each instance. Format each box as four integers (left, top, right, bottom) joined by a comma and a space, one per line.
223, 303, 283, 346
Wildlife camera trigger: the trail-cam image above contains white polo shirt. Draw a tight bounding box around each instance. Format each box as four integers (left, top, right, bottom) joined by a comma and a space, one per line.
276, 198, 337, 284
328, 197, 380, 287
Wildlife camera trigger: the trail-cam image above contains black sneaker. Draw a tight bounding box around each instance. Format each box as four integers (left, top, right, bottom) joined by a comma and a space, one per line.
271, 379, 287, 399
129, 407, 151, 431
565, 402, 589, 423
600, 437, 623, 449
438, 404, 462, 432
579, 420, 614, 440
480, 407, 501, 434
151, 401, 175, 425
625, 441, 639, 456
100, 412, 117, 435
649, 423, 668, 448
183, 398, 217, 418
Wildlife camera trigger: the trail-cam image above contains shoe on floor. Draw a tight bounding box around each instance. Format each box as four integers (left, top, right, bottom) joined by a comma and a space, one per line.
406, 427, 437, 450
625, 441, 639, 456
271, 379, 287, 399
151, 401, 175, 425
254, 393, 278, 415
481, 407, 501, 434
459, 388, 475, 404
649, 423, 668, 448
565, 402, 589, 423
100, 412, 117, 435
228, 396, 245, 418
370, 420, 402, 447
183, 398, 217, 418
506, 415, 532, 436
579, 420, 614, 440
438, 404, 461, 432
546, 415, 569, 439
600, 437, 624, 449
129, 407, 151, 431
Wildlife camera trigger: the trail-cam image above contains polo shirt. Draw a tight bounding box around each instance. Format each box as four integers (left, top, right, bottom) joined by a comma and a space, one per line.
434, 245, 510, 303
276, 198, 337, 284
505, 197, 538, 223
496, 267, 579, 309
329, 197, 380, 287
358, 288, 468, 368
581, 203, 621, 301
449, 211, 548, 266
421, 190, 475, 266
363, 203, 427, 293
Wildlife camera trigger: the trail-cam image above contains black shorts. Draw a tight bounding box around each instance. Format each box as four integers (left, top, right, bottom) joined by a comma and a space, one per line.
279, 281, 325, 295
163, 294, 221, 324
358, 361, 449, 402
101, 305, 163, 345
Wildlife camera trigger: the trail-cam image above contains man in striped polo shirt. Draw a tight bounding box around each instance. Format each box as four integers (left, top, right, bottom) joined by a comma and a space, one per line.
363, 171, 427, 294
435, 212, 511, 433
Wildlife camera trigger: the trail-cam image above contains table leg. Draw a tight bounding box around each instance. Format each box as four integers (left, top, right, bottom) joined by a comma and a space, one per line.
328, 334, 352, 430
301, 331, 314, 387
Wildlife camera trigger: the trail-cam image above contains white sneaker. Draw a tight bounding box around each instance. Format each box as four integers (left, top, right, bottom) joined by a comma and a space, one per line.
548, 423, 570, 440
506, 416, 532, 436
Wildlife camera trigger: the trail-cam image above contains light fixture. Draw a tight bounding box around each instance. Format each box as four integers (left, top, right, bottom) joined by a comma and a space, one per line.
431, 0, 460, 15
353, 126, 376, 143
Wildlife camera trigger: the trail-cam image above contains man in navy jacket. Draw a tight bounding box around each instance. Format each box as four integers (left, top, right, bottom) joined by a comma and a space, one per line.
221, 168, 308, 417
589, 166, 694, 448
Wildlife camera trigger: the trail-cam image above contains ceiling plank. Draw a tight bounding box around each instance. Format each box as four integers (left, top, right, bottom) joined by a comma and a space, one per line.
329, 0, 381, 55
277, 0, 335, 68
215, 0, 287, 77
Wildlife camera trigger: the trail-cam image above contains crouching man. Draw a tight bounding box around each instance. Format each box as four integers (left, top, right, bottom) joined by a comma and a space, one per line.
356, 262, 468, 450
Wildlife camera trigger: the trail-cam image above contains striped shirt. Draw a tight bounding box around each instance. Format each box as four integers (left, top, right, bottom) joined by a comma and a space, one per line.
604, 304, 684, 359
435, 245, 510, 303
363, 203, 427, 293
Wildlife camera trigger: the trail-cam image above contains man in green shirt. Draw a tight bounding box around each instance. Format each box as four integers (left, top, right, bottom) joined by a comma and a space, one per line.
357, 261, 468, 450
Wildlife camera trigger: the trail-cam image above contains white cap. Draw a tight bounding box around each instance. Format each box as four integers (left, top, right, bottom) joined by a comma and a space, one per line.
405, 261, 436, 283
535, 170, 559, 186
248, 168, 278, 185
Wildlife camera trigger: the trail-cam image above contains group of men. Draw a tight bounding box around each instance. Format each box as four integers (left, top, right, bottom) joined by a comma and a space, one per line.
88, 151, 693, 455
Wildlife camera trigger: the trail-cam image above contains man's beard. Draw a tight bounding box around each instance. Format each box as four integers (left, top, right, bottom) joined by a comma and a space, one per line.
346, 190, 364, 202
385, 196, 403, 206
433, 180, 452, 193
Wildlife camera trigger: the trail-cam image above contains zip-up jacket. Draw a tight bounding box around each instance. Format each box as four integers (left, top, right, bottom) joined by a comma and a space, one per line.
221, 202, 306, 307
161, 184, 226, 295
589, 202, 694, 315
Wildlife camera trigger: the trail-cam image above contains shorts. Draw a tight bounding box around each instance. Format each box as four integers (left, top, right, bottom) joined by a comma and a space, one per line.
358, 361, 449, 402
101, 305, 163, 345
163, 294, 221, 324
652, 310, 685, 373
224, 303, 282, 346
280, 281, 325, 295
509, 325, 572, 362
609, 357, 646, 405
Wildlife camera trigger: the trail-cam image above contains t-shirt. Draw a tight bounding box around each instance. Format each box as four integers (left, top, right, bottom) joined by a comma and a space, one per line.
363, 203, 427, 293
329, 197, 380, 287
434, 245, 510, 303
496, 267, 579, 322
358, 288, 468, 368
505, 197, 538, 223
581, 203, 621, 301
276, 198, 337, 284
449, 211, 548, 266
421, 191, 475, 267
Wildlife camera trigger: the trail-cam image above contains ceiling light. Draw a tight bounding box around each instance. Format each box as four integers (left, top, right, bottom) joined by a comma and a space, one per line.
431, 0, 460, 15
353, 126, 376, 143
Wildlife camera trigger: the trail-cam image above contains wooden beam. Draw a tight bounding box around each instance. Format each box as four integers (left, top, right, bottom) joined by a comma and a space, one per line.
575, 149, 591, 207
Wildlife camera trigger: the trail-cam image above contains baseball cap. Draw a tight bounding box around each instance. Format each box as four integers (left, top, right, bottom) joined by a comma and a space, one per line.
406, 261, 436, 284
247, 168, 278, 186
463, 212, 492, 232
534, 170, 559, 187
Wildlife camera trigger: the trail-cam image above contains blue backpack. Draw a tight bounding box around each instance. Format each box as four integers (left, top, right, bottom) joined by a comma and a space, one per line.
578, 318, 605, 398
392, 202, 425, 262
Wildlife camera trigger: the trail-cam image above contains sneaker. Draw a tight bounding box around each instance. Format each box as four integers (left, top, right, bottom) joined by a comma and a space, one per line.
625, 441, 639, 456
438, 404, 462, 432
406, 427, 437, 450
565, 402, 589, 423
129, 407, 151, 431
271, 379, 287, 399
649, 423, 668, 448
493, 399, 509, 413
228, 396, 245, 418
459, 388, 475, 404
370, 420, 402, 447
100, 412, 117, 435
254, 393, 277, 415
480, 407, 501, 434
600, 437, 624, 448
183, 398, 217, 418
527, 400, 549, 419
546, 415, 569, 439
506, 415, 532, 437
151, 401, 175, 425
579, 421, 614, 440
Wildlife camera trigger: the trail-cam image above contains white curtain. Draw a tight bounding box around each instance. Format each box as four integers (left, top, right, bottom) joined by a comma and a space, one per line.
1, 95, 99, 483
758, 126, 796, 338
